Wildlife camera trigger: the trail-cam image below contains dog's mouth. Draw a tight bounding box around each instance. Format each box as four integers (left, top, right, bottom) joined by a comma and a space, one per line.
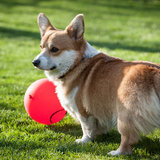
50, 66, 57, 70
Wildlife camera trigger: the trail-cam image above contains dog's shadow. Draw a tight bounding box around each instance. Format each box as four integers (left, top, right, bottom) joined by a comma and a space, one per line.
46, 123, 160, 157
46, 122, 82, 137
96, 132, 160, 156
137, 136, 160, 154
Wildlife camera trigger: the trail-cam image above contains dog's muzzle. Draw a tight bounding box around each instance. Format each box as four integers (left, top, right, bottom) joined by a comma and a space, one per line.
32, 59, 57, 70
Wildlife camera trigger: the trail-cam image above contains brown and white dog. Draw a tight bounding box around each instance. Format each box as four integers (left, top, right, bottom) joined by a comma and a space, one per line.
33, 13, 160, 156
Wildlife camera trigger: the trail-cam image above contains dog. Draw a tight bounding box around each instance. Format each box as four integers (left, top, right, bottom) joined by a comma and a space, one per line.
33, 13, 160, 156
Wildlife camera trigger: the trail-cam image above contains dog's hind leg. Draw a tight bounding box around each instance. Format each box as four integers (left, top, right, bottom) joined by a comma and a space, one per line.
108, 111, 139, 156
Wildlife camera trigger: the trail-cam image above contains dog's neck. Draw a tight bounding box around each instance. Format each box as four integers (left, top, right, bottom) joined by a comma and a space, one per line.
83, 42, 99, 59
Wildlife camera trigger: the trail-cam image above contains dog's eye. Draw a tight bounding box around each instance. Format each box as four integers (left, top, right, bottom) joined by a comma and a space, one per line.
50, 47, 59, 53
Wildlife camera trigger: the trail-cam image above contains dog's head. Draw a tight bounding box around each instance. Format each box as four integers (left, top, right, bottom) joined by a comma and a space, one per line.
33, 13, 86, 79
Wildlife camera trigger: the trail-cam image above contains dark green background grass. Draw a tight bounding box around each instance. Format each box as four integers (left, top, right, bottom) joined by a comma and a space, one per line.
0, 0, 160, 159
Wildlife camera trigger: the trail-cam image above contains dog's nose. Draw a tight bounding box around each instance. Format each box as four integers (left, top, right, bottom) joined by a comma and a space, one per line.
32, 59, 40, 67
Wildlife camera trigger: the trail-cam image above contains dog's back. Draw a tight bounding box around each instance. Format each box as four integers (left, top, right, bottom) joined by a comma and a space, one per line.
65, 53, 160, 135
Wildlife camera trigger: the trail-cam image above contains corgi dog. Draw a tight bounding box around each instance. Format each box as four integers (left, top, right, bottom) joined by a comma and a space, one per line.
33, 13, 160, 156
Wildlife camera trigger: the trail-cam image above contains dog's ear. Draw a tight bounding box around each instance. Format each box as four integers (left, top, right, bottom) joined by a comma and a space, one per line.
65, 14, 84, 40
37, 13, 55, 37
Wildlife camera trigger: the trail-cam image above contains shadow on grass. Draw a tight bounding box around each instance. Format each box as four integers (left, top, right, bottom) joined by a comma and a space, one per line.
0, 102, 16, 111
137, 136, 160, 154
46, 122, 82, 137
0, 26, 40, 39
46, 123, 160, 156
89, 40, 160, 53
0, 0, 51, 7
89, 0, 160, 12
45, 122, 121, 143
0, 138, 45, 150
96, 132, 160, 156
1, 121, 160, 158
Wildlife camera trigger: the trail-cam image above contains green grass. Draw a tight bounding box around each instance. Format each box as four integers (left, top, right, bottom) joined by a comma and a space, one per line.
0, 0, 160, 159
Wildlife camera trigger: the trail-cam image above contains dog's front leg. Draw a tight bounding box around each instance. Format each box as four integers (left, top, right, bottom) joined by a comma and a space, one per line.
75, 116, 97, 144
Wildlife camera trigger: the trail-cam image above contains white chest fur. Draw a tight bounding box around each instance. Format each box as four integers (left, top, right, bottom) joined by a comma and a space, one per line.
55, 83, 79, 120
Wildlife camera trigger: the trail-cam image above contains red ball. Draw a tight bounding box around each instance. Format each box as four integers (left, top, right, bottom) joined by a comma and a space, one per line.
24, 78, 66, 125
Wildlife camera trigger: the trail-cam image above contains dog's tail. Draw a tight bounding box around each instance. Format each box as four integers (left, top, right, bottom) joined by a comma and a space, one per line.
142, 68, 160, 131
131, 66, 160, 135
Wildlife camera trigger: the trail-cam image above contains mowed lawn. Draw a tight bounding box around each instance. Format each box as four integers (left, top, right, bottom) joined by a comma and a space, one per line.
0, 0, 160, 159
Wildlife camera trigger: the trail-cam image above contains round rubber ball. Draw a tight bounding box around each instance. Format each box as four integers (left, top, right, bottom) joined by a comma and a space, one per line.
24, 78, 66, 125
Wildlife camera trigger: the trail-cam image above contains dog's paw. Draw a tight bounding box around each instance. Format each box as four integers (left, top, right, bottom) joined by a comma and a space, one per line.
108, 150, 121, 156
75, 139, 84, 144
108, 149, 131, 156
75, 136, 91, 144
